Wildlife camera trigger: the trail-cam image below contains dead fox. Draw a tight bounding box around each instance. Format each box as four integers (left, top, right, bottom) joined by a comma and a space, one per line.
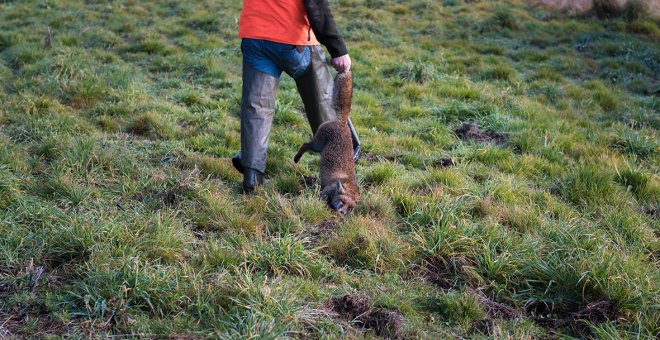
294, 71, 359, 214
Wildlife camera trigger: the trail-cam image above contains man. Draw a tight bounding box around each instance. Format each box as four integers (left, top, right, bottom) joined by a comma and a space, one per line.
232, 0, 361, 194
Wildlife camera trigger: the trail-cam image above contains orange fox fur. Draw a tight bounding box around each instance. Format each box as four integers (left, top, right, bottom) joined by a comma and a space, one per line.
294, 71, 359, 214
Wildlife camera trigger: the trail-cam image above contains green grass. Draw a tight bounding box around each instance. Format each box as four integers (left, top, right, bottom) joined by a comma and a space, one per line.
0, 0, 658, 337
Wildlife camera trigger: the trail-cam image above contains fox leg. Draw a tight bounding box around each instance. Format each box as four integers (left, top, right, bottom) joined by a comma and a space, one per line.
294, 133, 327, 163
294, 142, 312, 163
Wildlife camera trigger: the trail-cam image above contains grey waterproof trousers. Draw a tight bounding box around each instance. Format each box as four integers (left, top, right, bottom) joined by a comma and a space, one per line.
240, 46, 337, 173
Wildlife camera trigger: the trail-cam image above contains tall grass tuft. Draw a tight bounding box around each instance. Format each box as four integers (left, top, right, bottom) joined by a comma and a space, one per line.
246, 235, 319, 277
615, 167, 658, 201
559, 166, 621, 208
480, 7, 521, 32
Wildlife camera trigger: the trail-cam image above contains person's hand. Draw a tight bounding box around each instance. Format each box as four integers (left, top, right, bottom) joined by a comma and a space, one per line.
331, 54, 351, 73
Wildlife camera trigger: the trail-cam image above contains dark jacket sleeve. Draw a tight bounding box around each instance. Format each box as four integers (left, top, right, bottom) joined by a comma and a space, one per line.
304, 0, 348, 58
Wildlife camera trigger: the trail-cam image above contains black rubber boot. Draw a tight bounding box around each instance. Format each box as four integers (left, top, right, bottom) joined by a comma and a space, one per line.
347, 117, 361, 162
232, 152, 244, 174
294, 46, 361, 162
242, 167, 264, 194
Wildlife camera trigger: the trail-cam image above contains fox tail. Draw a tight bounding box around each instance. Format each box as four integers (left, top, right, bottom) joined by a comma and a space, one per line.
333, 71, 352, 124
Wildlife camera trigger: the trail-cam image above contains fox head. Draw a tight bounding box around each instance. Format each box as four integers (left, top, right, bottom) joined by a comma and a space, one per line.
322, 179, 358, 215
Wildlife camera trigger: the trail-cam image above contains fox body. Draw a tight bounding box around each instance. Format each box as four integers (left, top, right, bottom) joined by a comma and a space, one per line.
294, 71, 359, 214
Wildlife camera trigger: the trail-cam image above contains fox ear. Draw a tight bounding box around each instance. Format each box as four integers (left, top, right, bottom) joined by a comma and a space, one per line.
336, 180, 344, 194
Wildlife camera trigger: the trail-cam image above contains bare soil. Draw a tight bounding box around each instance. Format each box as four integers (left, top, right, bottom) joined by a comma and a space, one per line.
436, 157, 455, 168
411, 255, 468, 290
309, 220, 338, 245
528, 299, 621, 336
454, 123, 505, 144
327, 295, 405, 338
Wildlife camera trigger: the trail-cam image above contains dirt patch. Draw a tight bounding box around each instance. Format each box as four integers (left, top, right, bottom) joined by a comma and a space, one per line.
300, 174, 318, 188
563, 300, 620, 335
473, 298, 620, 337
162, 166, 200, 206
411, 255, 467, 290
134, 167, 200, 206
329, 295, 372, 320
469, 290, 520, 335
309, 220, 338, 245
526, 300, 556, 321
328, 295, 405, 338
528, 299, 620, 336
435, 157, 455, 168
454, 123, 504, 144
122, 34, 136, 43
363, 309, 405, 338
645, 207, 659, 219
0, 314, 66, 337
0, 261, 45, 295
570, 300, 618, 323
473, 290, 520, 320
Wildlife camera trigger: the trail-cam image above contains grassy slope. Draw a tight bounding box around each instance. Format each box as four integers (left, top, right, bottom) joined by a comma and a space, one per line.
0, 0, 658, 337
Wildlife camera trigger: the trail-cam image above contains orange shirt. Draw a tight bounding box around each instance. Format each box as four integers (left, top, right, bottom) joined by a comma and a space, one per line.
239, 0, 320, 46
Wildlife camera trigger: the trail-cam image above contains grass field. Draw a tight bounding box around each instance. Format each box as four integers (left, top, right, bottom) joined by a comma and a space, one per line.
1, 0, 658, 337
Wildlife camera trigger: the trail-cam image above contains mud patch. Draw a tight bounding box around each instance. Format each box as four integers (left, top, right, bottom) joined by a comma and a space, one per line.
328, 295, 405, 338
563, 300, 620, 335
411, 255, 467, 289
526, 300, 556, 322
454, 123, 504, 144
309, 220, 338, 245
569, 300, 619, 324
363, 309, 405, 338
528, 299, 620, 336
328, 295, 371, 320
435, 157, 455, 168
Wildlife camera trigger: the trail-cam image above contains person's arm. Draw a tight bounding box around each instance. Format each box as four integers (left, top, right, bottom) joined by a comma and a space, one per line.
304, 0, 351, 72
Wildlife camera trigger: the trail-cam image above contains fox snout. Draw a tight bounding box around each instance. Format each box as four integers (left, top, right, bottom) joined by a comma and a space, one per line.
331, 195, 354, 215
331, 199, 352, 215
322, 179, 357, 215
